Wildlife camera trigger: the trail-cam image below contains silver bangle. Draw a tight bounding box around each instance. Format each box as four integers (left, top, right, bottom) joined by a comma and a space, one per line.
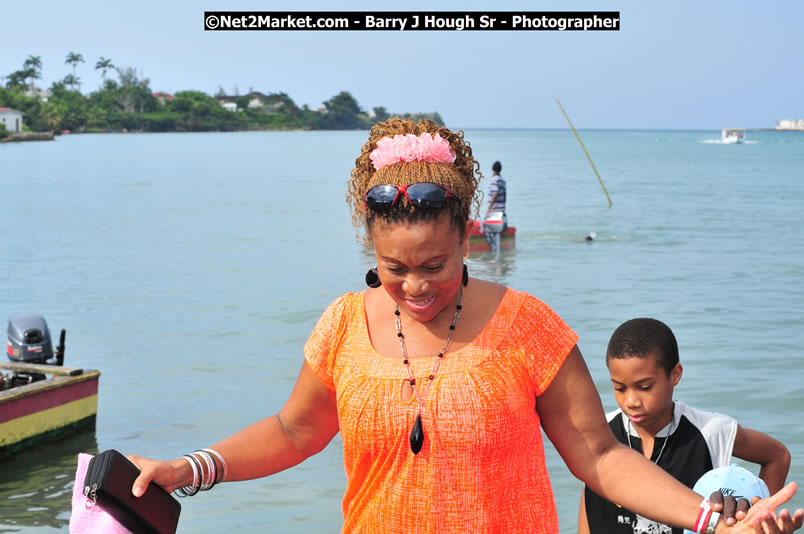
172, 448, 228, 497
200, 448, 228, 483
195, 450, 216, 490
705, 511, 721, 534
173, 455, 201, 497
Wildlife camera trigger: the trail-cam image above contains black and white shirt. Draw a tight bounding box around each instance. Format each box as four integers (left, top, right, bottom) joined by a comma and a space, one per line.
584, 400, 738, 534
487, 174, 506, 212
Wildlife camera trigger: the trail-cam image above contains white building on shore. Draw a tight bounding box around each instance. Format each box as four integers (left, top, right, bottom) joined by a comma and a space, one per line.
776, 119, 804, 130
0, 107, 24, 133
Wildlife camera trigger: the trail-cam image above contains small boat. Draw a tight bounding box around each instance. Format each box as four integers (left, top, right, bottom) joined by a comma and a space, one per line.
468, 220, 516, 253
1, 313, 99, 462
722, 128, 746, 144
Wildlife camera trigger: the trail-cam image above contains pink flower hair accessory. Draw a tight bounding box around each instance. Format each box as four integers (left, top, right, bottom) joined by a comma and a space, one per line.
370, 133, 456, 171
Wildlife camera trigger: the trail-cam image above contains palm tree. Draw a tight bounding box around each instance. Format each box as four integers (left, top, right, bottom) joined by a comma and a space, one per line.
65, 52, 84, 91
23, 55, 42, 91
95, 57, 114, 82
22, 68, 41, 94
63, 74, 81, 92
5, 70, 27, 89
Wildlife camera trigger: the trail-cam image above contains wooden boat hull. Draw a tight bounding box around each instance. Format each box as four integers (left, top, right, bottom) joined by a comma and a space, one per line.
468, 224, 516, 253
0, 363, 100, 461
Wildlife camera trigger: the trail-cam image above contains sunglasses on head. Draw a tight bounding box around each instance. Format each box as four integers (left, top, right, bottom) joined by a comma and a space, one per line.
365, 183, 461, 211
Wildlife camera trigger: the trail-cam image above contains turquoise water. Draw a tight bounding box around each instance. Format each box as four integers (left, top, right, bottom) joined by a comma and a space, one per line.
1, 129, 802, 532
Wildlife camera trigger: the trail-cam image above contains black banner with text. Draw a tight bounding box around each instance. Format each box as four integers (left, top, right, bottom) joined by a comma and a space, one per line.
203, 11, 621, 31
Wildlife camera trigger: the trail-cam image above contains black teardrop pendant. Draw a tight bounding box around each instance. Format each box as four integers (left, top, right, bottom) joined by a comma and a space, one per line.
410, 414, 424, 454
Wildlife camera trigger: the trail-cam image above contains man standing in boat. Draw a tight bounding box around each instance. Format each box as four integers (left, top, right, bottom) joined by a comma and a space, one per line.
483, 160, 507, 252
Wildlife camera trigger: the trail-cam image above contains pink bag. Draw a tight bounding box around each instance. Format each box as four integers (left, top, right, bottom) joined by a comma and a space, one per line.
69, 453, 134, 534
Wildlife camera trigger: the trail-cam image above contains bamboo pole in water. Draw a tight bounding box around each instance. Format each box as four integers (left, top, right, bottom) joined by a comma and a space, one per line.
554, 98, 613, 208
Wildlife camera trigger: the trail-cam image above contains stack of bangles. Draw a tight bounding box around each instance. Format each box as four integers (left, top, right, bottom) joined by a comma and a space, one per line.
173, 448, 228, 497
695, 499, 721, 534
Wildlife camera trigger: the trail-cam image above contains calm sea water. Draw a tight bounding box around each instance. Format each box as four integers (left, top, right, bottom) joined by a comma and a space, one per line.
1, 129, 802, 533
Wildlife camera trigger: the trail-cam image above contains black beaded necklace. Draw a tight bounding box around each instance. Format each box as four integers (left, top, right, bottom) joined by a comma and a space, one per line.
394, 289, 463, 454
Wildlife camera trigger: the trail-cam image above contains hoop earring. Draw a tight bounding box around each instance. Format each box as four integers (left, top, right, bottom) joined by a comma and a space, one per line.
365, 267, 382, 288
462, 264, 469, 287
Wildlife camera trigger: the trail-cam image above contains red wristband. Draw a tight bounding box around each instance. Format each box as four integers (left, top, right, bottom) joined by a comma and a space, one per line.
695, 499, 713, 533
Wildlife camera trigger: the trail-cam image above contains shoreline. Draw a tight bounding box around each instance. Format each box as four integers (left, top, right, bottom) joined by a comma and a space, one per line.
0, 132, 55, 143
3, 127, 802, 142
752, 127, 804, 132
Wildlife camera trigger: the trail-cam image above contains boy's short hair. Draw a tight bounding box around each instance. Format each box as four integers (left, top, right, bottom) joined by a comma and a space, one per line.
606, 318, 679, 376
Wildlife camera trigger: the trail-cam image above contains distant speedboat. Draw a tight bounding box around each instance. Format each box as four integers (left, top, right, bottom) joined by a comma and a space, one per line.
722, 128, 745, 144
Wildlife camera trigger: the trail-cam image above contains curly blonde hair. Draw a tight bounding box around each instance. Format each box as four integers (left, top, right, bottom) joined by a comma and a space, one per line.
346, 117, 482, 244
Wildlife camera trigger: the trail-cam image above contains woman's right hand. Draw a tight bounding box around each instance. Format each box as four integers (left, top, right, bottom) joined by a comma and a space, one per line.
127, 455, 192, 497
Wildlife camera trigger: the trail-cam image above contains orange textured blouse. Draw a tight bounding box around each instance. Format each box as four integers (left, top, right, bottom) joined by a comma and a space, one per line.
304, 288, 578, 533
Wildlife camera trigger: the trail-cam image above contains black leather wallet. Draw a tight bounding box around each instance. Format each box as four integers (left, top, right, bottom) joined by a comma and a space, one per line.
83, 449, 181, 534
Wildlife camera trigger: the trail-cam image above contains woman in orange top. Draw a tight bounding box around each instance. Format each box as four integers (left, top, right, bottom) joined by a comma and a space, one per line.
129, 118, 802, 533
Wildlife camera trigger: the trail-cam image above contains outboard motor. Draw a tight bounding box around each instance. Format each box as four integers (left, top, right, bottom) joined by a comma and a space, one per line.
483, 211, 507, 258
5, 313, 66, 387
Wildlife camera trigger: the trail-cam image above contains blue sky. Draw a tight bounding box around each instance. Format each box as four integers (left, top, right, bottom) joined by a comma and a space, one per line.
3, 0, 801, 129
